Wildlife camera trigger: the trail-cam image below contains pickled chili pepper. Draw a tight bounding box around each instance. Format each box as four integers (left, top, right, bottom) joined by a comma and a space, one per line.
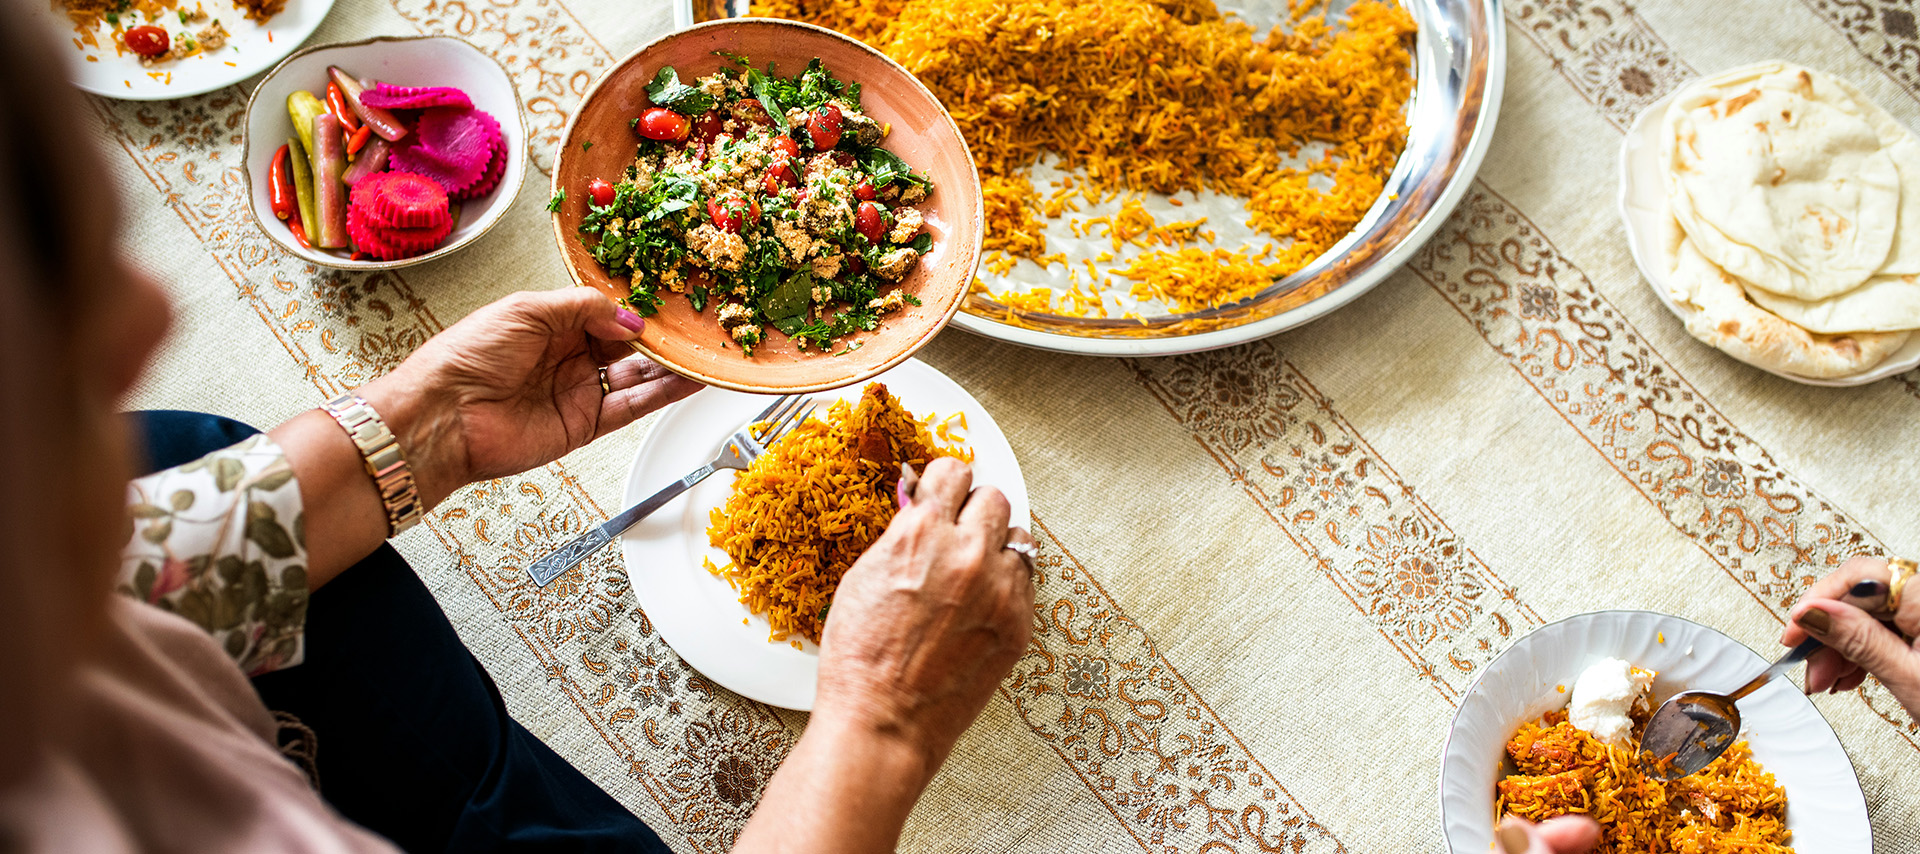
267, 144, 296, 220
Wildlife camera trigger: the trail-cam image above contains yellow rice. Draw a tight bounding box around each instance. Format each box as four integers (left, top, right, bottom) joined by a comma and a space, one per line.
706, 383, 970, 646
1498, 710, 1792, 854
754, 0, 1416, 318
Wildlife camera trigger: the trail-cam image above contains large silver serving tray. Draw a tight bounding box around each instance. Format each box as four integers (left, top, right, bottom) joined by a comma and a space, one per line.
675, 0, 1504, 356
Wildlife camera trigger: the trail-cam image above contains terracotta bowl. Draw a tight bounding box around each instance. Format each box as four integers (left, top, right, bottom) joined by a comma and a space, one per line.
550, 19, 982, 394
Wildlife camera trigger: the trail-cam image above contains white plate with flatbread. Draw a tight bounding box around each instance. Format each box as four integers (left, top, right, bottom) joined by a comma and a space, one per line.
617, 358, 1028, 710
1618, 65, 1920, 387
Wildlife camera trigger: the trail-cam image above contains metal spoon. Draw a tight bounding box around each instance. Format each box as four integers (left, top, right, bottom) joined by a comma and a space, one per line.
1637, 579, 1893, 780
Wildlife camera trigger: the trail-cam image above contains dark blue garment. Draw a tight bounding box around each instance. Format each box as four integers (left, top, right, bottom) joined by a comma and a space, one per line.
129, 410, 670, 854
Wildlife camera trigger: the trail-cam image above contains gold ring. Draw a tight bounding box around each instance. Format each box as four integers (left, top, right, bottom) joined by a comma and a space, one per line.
1888, 557, 1917, 612
597, 366, 612, 397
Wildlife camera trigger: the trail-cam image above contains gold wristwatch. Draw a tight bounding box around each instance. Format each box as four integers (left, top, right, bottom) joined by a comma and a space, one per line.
321, 392, 423, 536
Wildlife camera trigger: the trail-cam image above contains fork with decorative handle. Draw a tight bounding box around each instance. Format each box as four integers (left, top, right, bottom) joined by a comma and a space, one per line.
527, 393, 815, 587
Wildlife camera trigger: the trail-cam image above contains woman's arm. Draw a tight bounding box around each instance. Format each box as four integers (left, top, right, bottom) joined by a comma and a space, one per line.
271, 288, 698, 590
733, 458, 1036, 852
120, 288, 700, 673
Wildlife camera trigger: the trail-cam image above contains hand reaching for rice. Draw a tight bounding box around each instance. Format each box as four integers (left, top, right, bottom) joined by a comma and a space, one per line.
1782, 555, 1920, 717
1495, 817, 1599, 854
734, 457, 1035, 853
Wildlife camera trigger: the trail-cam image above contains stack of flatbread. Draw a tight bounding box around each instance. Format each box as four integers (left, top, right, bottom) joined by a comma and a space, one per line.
1660, 61, 1920, 379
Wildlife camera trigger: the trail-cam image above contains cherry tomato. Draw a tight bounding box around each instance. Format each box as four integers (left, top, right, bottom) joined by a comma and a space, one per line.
706, 199, 736, 232
806, 104, 844, 150
124, 25, 169, 57
637, 107, 690, 141
588, 178, 615, 207
763, 162, 800, 195
771, 136, 801, 159
691, 110, 728, 144
830, 150, 857, 169
845, 255, 865, 277
854, 181, 876, 201
707, 196, 757, 233
855, 201, 886, 245
733, 98, 774, 126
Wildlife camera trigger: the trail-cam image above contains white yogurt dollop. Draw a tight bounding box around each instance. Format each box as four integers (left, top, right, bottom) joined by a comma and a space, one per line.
1567, 657, 1654, 747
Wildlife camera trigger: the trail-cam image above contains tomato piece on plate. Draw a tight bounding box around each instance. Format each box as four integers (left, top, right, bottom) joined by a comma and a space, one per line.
855, 201, 886, 244
854, 181, 876, 201
637, 107, 690, 141
587, 178, 615, 207
124, 26, 169, 57
763, 161, 800, 195
771, 136, 801, 159
807, 104, 843, 150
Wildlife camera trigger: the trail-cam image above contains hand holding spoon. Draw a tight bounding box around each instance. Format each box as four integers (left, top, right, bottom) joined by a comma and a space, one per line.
1637, 579, 1893, 780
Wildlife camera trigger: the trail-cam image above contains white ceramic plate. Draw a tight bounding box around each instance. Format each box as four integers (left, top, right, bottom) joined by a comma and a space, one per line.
1617, 93, 1920, 386
241, 35, 528, 270
45, 0, 333, 100
1439, 610, 1871, 852
618, 358, 1029, 710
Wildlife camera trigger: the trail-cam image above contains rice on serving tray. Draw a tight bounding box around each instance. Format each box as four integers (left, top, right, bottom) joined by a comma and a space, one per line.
706, 383, 971, 647
1499, 710, 1792, 853
755, 0, 1416, 321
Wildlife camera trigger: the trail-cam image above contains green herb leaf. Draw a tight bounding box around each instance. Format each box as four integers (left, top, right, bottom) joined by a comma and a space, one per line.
910, 233, 934, 254
857, 146, 928, 189
644, 66, 715, 116
582, 141, 594, 151
546, 189, 566, 212
760, 271, 814, 321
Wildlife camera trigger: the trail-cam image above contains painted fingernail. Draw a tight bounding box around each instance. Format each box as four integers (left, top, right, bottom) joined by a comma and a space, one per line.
615, 308, 645, 332
1494, 822, 1531, 854
1795, 608, 1832, 635
896, 462, 918, 508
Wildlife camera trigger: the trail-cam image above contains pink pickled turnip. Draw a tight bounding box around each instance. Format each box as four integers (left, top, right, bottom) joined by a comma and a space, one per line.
360, 83, 473, 110
388, 106, 502, 195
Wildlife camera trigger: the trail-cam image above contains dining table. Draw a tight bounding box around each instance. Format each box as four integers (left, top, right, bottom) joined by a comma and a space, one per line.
109, 0, 1920, 850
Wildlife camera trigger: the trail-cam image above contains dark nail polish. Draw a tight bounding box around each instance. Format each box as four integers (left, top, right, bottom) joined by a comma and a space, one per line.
615, 308, 645, 332
1795, 608, 1832, 635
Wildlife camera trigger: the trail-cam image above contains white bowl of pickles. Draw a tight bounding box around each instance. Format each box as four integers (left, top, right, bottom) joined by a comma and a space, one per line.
242, 35, 527, 270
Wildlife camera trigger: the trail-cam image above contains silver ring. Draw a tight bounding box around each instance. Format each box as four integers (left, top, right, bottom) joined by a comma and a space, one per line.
597, 366, 612, 397
1005, 540, 1037, 569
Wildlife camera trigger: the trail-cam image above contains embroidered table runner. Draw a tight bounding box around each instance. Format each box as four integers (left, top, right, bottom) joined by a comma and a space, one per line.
112, 0, 1920, 849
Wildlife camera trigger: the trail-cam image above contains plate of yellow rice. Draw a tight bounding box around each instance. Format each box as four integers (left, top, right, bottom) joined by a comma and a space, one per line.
1440, 610, 1870, 853
683, 0, 1504, 355
617, 358, 1027, 710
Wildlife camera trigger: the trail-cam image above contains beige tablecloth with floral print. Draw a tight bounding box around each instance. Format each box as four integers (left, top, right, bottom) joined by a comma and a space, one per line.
107, 0, 1920, 850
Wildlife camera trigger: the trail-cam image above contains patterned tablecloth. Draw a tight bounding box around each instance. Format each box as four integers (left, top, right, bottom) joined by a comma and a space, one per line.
110, 0, 1920, 850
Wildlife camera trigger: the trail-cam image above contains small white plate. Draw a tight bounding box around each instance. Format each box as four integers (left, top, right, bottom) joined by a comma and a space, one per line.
46, 0, 334, 101
241, 35, 528, 270
618, 358, 1028, 710
1617, 94, 1920, 386
1439, 610, 1871, 853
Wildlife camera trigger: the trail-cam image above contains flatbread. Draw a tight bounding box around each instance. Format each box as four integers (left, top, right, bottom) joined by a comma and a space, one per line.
1668, 238, 1910, 378
1662, 62, 1907, 301
1744, 272, 1920, 333
1825, 72, 1920, 276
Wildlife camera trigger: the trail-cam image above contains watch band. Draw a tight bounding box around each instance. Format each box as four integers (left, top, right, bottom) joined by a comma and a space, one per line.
321, 393, 423, 536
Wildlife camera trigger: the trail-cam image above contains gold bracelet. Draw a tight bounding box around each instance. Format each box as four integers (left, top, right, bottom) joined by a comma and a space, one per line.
320, 393, 423, 536
1888, 558, 1918, 613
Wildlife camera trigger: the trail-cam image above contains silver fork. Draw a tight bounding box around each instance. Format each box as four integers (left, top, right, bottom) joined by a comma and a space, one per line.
526, 393, 816, 587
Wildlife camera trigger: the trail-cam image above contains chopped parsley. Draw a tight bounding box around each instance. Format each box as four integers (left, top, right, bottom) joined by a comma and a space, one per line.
644, 67, 715, 116
545, 189, 565, 212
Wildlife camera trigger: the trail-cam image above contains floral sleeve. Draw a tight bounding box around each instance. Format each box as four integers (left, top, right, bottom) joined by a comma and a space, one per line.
120, 433, 309, 676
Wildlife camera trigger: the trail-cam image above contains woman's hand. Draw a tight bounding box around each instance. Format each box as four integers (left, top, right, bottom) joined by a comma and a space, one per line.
274, 288, 701, 590
734, 458, 1035, 853
1781, 555, 1920, 717
813, 456, 1036, 763
360, 288, 703, 506
1496, 817, 1599, 854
